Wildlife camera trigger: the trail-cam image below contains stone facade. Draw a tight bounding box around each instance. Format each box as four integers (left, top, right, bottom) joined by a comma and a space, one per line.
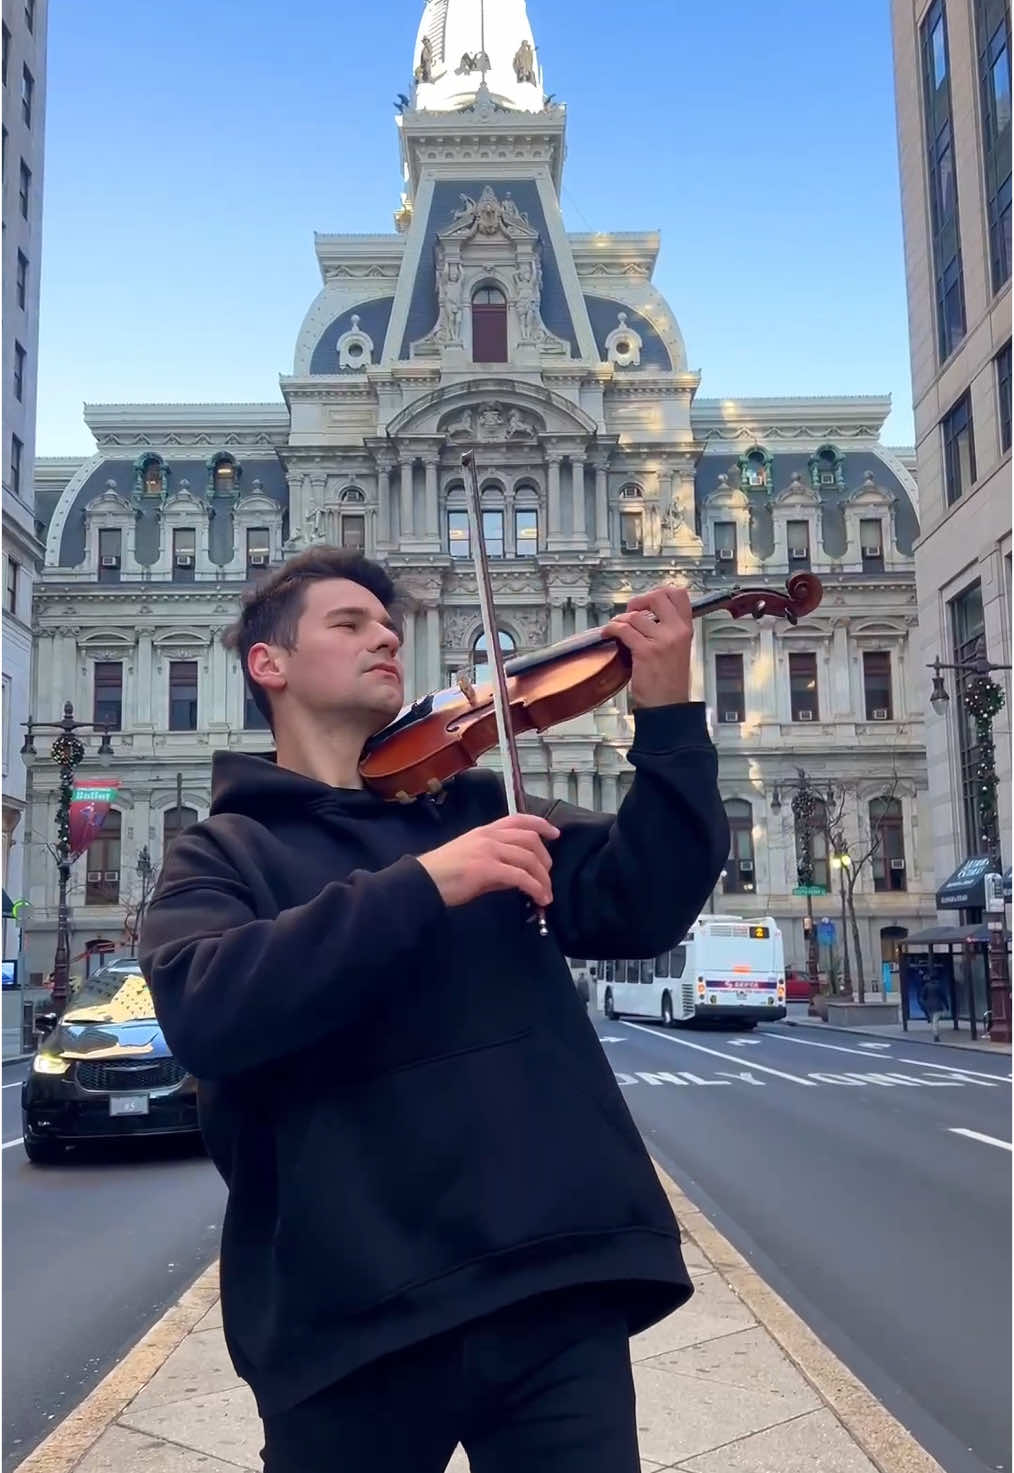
22, 0, 937, 987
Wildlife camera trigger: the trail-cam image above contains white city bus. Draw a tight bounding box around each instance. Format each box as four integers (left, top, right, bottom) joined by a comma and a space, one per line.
595, 916, 786, 1029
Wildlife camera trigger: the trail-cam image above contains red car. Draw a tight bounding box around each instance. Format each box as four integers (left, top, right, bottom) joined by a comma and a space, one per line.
784, 967, 814, 1003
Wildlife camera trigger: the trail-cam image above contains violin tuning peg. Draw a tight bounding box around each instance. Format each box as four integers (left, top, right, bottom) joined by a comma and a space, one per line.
786, 610, 798, 626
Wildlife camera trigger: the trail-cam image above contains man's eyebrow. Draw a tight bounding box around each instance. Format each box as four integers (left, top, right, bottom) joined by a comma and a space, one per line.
324, 606, 400, 632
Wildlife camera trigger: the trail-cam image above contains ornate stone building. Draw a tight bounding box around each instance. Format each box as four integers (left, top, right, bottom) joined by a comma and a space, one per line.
23, 0, 935, 986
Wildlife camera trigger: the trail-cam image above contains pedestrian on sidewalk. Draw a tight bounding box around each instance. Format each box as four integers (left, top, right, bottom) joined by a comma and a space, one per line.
140, 547, 729, 1473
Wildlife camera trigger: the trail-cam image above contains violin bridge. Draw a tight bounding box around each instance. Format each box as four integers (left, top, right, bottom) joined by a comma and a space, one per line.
456, 672, 479, 707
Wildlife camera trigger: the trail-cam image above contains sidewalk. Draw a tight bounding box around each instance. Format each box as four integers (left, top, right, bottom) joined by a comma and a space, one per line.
785, 1005, 1013, 1055
18, 1166, 945, 1473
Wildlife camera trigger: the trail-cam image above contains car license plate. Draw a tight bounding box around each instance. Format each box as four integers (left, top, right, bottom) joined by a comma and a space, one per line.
109, 1094, 149, 1117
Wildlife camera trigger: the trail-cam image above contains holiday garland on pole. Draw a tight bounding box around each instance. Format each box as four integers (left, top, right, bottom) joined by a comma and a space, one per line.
964, 675, 1005, 855
791, 774, 819, 884
51, 734, 84, 859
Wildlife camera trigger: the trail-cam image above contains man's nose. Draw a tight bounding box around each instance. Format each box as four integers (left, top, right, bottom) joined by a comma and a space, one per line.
375, 624, 401, 654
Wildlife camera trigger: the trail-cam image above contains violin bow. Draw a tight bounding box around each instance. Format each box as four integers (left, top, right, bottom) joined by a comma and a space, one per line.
461, 450, 549, 936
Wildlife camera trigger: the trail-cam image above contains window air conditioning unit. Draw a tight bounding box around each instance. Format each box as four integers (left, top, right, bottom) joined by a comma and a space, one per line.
101, 555, 120, 568
104, 871, 119, 883
249, 552, 269, 566
790, 546, 808, 559
86, 870, 102, 883
739, 859, 755, 874
820, 472, 835, 485
722, 710, 741, 724
890, 858, 906, 871
175, 554, 194, 567
862, 545, 882, 559
871, 708, 889, 721
797, 708, 814, 721
717, 547, 734, 561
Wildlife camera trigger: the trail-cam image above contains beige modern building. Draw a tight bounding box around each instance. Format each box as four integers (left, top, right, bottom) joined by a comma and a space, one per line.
891, 0, 1012, 911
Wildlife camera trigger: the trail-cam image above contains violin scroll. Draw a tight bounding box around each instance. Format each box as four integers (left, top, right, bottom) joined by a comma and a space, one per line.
720, 573, 823, 626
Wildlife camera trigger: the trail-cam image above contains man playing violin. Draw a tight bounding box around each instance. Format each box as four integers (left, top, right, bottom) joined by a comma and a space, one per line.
140, 545, 730, 1473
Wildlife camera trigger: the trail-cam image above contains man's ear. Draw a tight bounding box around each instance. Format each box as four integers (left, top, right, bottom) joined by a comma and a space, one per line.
247, 643, 287, 696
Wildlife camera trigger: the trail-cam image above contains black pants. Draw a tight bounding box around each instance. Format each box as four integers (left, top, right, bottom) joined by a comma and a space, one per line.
261, 1288, 640, 1472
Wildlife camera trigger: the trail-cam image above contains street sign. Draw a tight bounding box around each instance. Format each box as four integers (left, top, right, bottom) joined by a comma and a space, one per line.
817, 921, 836, 945
793, 886, 828, 896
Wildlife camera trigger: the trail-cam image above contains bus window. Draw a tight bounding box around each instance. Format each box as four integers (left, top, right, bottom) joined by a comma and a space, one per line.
603, 960, 614, 983
670, 945, 687, 978
639, 959, 654, 984
654, 950, 671, 978
623, 959, 640, 984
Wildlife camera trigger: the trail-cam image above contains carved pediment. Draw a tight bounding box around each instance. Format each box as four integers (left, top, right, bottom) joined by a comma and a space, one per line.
444, 187, 538, 243
438, 402, 543, 443
85, 481, 133, 519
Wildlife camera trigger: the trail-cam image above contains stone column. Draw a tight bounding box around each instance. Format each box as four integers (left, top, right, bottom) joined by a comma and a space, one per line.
549, 597, 566, 644
571, 454, 586, 539
376, 461, 393, 545
594, 458, 610, 550
547, 454, 562, 540
402, 609, 417, 700
832, 624, 851, 716
551, 770, 570, 802
135, 631, 153, 726
399, 455, 414, 543
426, 604, 441, 691
600, 772, 619, 812
423, 457, 439, 542
576, 771, 595, 810
575, 602, 589, 634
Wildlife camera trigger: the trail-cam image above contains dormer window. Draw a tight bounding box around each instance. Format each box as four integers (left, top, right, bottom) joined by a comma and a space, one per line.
213, 455, 237, 495
809, 444, 843, 490
472, 285, 508, 363
143, 458, 163, 495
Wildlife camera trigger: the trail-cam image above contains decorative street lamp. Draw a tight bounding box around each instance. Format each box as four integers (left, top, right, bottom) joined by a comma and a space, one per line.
786, 770, 830, 987
20, 703, 116, 1017
927, 653, 1012, 1043
829, 838, 853, 997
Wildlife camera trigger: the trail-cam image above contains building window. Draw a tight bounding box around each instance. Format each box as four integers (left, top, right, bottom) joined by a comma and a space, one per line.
6, 557, 19, 616
723, 799, 756, 893
618, 488, 644, 555
85, 812, 121, 906
514, 507, 538, 555
863, 652, 893, 720
787, 520, 811, 566
975, 0, 1012, 292
871, 798, 907, 892
471, 285, 508, 362
244, 689, 270, 731
18, 159, 30, 219
942, 391, 976, 505
98, 528, 122, 583
951, 582, 987, 853
448, 510, 470, 559
715, 653, 745, 723
789, 651, 819, 721
142, 457, 164, 495
482, 509, 504, 558
21, 64, 32, 127
340, 514, 365, 551
212, 456, 236, 494
246, 527, 271, 575
163, 804, 198, 855
169, 661, 199, 731
10, 435, 22, 497
996, 340, 1012, 452
860, 518, 885, 572
921, 0, 967, 360
92, 662, 123, 730
1, 24, 8, 87
739, 447, 769, 488
172, 527, 196, 582
472, 628, 517, 670
714, 521, 737, 571
809, 445, 842, 488
16, 250, 27, 309
12, 341, 24, 401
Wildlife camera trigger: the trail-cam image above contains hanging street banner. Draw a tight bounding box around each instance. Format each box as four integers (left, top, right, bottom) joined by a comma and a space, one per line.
69, 783, 120, 860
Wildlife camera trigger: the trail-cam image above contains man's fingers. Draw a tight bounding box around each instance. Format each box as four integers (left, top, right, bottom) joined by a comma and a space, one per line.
493, 814, 560, 841
492, 855, 553, 907
603, 617, 654, 656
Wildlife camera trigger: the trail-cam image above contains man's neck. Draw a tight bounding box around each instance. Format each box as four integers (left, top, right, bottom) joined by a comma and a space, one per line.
274, 722, 371, 790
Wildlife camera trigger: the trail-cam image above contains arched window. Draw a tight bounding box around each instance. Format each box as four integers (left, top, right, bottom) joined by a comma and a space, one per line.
739, 447, 770, 489
795, 796, 830, 891
618, 483, 644, 555
85, 811, 122, 905
164, 804, 198, 855
212, 454, 238, 495
513, 482, 540, 555
140, 455, 164, 496
340, 487, 366, 551
809, 444, 843, 489
472, 628, 517, 669
870, 797, 906, 892
472, 285, 508, 362
723, 799, 756, 893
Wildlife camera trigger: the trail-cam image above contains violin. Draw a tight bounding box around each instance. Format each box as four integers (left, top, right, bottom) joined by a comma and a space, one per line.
360, 466, 823, 806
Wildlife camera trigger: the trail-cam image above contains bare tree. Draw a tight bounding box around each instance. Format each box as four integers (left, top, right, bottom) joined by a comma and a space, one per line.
823, 773, 902, 1002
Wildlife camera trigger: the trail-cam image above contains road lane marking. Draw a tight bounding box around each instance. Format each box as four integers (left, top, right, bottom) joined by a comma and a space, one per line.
947, 1127, 1012, 1152
769, 1033, 1008, 1082
767, 1033, 901, 1060
2, 1137, 24, 1150
898, 1058, 1008, 1083
2, 1081, 24, 1090
622, 1023, 818, 1084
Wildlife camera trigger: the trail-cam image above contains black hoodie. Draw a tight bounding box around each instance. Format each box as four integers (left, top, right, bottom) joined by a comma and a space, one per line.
139, 701, 729, 1416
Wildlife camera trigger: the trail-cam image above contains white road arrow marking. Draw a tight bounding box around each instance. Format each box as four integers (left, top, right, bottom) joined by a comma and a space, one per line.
599, 1036, 626, 1044
947, 1127, 1012, 1152
728, 1038, 761, 1047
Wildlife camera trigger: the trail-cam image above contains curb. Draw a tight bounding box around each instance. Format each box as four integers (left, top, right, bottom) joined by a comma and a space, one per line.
14, 1262, 220, 1473
653, 1161, 946, 1473
786, 1016, 1011, 1055
3, 1052, 34, 1069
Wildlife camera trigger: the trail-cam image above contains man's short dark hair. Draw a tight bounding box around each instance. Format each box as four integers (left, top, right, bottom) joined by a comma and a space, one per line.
223, 547, 403, 731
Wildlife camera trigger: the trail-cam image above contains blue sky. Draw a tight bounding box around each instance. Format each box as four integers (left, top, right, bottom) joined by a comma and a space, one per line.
35, 0, 915, 455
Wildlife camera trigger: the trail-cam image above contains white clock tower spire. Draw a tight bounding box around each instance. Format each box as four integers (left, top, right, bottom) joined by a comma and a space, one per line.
412, 0, 544, 113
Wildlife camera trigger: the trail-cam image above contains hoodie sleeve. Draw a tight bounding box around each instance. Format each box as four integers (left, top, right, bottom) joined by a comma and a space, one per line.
530, 702, 730, 960
139, 831, 447, 1081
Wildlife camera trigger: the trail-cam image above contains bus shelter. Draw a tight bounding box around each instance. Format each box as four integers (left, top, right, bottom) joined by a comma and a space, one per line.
897, 923, 1005, 1040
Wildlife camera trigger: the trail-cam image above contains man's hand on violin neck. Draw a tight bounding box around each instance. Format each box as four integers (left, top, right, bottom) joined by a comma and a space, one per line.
603, 585, 693, 709
416, 813, 560, 910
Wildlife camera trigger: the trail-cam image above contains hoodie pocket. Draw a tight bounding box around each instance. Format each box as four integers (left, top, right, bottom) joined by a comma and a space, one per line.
271, 1028, 648, 1326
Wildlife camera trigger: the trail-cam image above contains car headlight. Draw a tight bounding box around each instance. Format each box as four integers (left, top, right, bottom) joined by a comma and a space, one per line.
32, 1053, 71, 1075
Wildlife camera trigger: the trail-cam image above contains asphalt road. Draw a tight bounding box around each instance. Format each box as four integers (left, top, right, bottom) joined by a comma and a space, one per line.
1, 1061, 226, 1470
595, 1015, 1012, 1473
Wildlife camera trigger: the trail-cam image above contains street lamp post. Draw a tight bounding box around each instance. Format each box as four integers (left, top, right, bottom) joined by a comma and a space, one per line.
20, 703, 115, 1018
927, 653, 1012, 1044
830, 838, 853, 996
